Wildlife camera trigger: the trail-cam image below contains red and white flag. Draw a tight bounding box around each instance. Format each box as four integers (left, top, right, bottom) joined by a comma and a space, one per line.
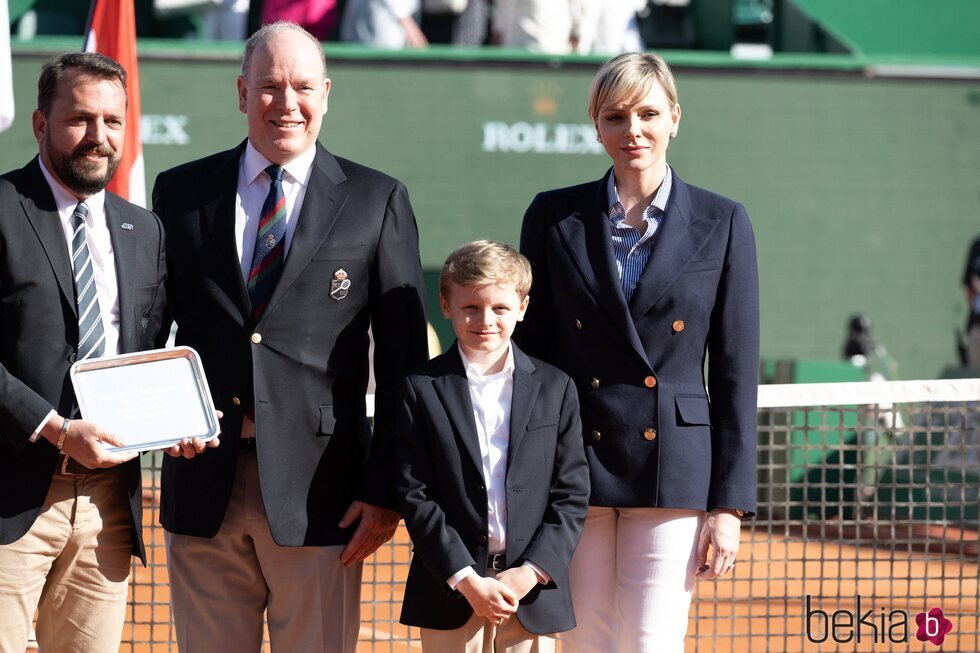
0, 0, 14, 133
83, 0, 145, 206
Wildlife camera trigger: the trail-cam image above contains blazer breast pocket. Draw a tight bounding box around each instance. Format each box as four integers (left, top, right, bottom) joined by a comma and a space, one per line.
526, 415, 560, 431
684, 258, 721, 274
311, 245, 369, 261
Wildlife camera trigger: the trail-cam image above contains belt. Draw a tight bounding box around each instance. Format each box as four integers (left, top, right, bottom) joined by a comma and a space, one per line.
240, 436, 257, 449
488, 553, 507, 572
58, 454, 106, 476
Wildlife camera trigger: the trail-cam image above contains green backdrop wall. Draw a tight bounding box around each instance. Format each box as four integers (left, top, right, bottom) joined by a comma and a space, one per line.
2, 42, 979, 379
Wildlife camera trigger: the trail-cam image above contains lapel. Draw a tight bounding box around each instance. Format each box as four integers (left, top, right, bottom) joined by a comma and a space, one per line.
556, 169, 650, 366
104, 195, 137, 353
200, 141, 252, 322
506, 344, 539, 472
259, 142, 349, 323
19, 158, 76, 315
432, 347, 483, 478
628, 174, 721, 320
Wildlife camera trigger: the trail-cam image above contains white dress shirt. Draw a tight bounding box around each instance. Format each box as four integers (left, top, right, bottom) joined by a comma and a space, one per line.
446, 345, 549, 589
31, 159, 122, 441
235, 140, 316, 283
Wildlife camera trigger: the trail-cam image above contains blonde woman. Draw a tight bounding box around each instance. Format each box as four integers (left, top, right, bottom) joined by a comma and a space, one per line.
516, 53, 759, 652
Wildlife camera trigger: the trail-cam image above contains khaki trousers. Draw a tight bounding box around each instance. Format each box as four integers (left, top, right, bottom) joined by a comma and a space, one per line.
0, 468, 133, 653
420, 610, 556, 653
166, 448, 363, 653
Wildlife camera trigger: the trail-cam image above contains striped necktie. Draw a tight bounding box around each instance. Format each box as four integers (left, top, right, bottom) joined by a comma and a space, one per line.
71, 202, 106, 360
246, 165, 286, 319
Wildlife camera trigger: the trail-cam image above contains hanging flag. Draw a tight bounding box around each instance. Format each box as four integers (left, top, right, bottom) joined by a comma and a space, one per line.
0, 0, 14, 133
83, 0, 145, 206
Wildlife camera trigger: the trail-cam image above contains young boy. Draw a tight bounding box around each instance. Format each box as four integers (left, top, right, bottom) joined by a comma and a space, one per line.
396, 240, 590, 652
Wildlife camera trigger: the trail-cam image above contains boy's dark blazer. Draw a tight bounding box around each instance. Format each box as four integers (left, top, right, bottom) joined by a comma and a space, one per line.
396, 343, 590, 634
517, 168, 759, 515
0, 157, 167, 562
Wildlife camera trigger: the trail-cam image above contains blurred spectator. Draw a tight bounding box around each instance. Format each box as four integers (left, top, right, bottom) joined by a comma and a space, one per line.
577, 0, 644, 54
262, 0, 339, 39
842, 313, 897, 381
491, 0, 643, 55
491, 0, 584, 54
964, 235, 980, 367
201, 0, 250, 40
421, 0, 489, 45
340, 0, 428, 48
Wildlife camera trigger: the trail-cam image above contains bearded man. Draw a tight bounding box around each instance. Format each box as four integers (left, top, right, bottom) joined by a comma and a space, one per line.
0, 52, 189, 653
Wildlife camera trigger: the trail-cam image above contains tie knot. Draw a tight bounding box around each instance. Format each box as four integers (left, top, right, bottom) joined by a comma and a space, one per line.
266, 165, 284, 183
72, 202, 89, 229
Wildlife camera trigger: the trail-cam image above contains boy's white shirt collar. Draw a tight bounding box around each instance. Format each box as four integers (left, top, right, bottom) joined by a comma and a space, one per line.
457, 343, 515, 380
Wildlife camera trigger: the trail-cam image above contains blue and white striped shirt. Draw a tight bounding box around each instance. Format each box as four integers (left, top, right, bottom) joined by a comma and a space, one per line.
606, 166, 673, 302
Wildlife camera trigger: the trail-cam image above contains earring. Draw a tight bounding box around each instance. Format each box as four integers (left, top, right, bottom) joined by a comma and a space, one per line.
596, 134, 602, 143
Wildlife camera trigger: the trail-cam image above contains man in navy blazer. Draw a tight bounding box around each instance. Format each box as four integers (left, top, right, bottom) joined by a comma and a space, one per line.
151, 22, 428, 653
0, 53, 168, 652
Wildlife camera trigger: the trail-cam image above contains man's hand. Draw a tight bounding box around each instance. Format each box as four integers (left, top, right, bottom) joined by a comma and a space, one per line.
42, 415, 136, 469
494, 566, 539, 602
164, 436, 220, 459
456, 575, 518, 624
695, 510, 742, 580
164, 410, 222, 459
338, 501, 399, 566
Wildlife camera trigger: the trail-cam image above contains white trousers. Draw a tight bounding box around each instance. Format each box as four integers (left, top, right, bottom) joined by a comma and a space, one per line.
563, 507, 704, 653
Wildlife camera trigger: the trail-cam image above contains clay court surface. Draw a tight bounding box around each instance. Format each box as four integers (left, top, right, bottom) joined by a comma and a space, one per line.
107, 485, 978, 653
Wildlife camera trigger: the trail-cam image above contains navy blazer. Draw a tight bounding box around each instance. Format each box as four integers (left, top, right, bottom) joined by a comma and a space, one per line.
152, 141, 429, 546
516, 169, 759, 514
0, 158, 167, 562
396, 344, 590, 634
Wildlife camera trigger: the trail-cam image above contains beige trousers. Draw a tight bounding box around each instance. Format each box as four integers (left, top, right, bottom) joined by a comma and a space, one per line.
166, 448, 363, 653
420, 610, 556, 653
0, 469, 133, 653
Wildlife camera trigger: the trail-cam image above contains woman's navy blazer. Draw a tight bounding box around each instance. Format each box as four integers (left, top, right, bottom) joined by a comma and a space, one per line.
516, 168, 759, 514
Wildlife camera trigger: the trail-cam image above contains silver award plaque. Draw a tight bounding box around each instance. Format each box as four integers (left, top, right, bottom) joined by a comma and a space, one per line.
69, 346, 220, 453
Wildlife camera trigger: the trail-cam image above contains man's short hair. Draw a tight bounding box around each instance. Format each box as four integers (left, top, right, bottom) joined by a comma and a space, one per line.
241, 20, 328, 81
440, 240, 533, 299
37, 52, 127, 117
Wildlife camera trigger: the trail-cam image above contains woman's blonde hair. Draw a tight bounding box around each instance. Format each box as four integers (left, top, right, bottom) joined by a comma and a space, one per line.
587, 52, 679, 123
440, 240, 533, 299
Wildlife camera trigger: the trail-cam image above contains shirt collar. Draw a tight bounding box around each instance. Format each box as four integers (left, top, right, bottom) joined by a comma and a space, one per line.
606, 165, 673, 224
37, 156, 106, 220
242, 140, 317, 188
458, 343, 515, 382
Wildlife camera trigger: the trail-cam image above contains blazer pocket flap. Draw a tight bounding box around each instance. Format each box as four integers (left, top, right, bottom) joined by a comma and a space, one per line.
526, 415, 560, 431
685, 258, 721, 273
319, 406, 338, 434
312, 245, 368, 261
675, 395, 711, 426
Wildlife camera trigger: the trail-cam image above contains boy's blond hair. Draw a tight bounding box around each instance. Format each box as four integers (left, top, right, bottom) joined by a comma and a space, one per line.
440, 240, 533, 299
